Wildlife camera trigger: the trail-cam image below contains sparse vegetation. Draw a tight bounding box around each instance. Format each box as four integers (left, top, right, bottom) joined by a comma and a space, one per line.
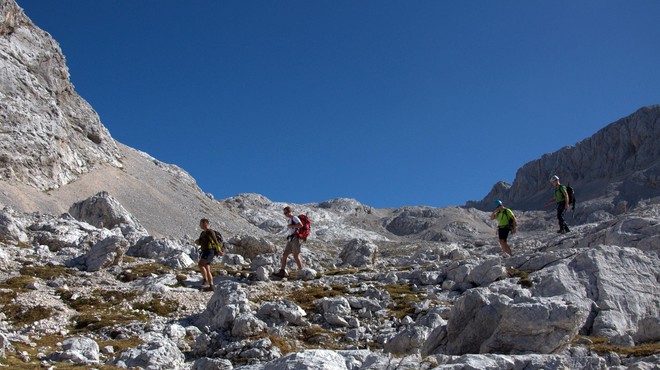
573, 336, 660, 357
3, 303, 54, 326
133, 297, 180, 316
286, 283, 349, 311
117, 262, 172, 282
384, 283, 425, 319
0, 275, 36, 291
20, 264, 77, 280
507, 267, 534, 287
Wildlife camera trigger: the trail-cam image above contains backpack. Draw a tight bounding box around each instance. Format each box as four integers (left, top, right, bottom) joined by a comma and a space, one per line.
293, 214, 311, 241
566, 184, 576, 210
209, 229, 223, 253
500, 208, 516, 230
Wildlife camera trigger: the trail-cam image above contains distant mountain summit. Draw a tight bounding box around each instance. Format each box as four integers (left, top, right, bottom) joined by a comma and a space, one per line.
468, 105, 660, 214
0, 0, 121, 191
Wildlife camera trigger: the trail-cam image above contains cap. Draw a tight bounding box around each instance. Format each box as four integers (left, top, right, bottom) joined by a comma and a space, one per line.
494, 200, 503, 208
550, 175, 559, 182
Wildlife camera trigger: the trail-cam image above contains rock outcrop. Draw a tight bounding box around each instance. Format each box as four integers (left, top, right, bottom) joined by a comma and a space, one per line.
469, 105, 660, 212
0, 0, 122, 191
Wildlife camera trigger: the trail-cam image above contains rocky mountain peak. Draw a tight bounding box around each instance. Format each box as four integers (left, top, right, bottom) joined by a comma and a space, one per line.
468, 105, 660, 213
0, 0, 121, 191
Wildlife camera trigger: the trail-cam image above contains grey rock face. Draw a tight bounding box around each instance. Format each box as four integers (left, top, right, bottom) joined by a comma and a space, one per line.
0, 0, 122, 191
0, 207, 28, 243
50, 337, 100, 365
82, 235, 128, 272
112, 333, 185, 370
339, 239, 378, 267
253, 350, 349, 370
469, 105, 660, 211
68, 191, 147, 235
200, 281, 251, 330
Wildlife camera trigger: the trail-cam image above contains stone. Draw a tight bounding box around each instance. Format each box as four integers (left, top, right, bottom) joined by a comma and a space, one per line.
339, 239, 378, 267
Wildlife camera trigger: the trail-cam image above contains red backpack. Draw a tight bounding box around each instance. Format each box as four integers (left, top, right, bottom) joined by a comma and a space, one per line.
294, 214, 311, 241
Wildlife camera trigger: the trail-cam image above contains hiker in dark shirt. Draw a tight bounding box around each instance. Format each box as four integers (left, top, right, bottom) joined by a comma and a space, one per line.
545, 175, 570, 233
195, 218, 222, 291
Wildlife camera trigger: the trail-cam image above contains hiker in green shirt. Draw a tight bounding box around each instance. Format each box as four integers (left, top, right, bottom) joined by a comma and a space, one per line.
490, 200, 516, 256
194, 218, 222, 292
545, 175, 570, 233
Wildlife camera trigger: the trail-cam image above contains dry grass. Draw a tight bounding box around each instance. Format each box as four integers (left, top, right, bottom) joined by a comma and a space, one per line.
574, 336, 660, 357
117, 262, 172, 282
285, 283, 349, 311
19, 264, 77, 280
507, 267, 534, 288
384, 283, 425, 319
0, 275, 36, 290
3, 303, 54, 326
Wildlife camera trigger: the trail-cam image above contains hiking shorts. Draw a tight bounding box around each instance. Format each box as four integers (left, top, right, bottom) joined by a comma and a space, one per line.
498, 227, 511, 241
200, 248, 215, 264
284, 236, 302, 255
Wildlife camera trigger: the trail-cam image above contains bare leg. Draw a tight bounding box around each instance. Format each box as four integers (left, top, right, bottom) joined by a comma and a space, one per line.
498, 240, 512, 256
293, 252, 303, 269
280, 252, 290, 271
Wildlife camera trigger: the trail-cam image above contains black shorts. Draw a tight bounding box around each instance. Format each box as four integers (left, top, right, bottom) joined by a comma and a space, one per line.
498, 227, 510, 241
200, 249, 215, 264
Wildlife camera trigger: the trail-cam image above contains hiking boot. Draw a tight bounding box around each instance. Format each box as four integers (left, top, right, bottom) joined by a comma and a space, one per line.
564, 227, 571, 233
203, 285, 215, 292
274, 269, 288, 278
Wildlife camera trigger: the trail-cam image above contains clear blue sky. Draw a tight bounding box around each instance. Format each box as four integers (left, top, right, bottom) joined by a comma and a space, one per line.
18, 1, 660, 208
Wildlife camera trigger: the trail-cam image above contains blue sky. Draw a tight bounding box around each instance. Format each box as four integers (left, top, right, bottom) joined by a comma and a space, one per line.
18, 1, 660, 208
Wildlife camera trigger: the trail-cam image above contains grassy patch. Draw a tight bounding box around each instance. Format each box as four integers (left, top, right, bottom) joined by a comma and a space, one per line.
58, 289, 149, 332
286, 283, 349, 311
133, 297, 180, 316
3, 304, 54, 326
98, 337, 144, 353
0, 275, 36, 291
301, 325, 343, 349
19, 265, 77, 280
574, 336, 660, 357
384, 283, 425, 319
117, 262, 172, 282
507, 267, 533, 288
269, 335, 297, 355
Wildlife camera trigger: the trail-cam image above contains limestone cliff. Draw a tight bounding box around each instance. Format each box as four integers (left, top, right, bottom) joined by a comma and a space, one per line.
468, 105, 660, 212
0, 0, 122, 191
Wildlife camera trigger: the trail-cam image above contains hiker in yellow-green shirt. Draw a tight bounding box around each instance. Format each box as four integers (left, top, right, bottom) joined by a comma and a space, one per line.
490, 200, 517, 256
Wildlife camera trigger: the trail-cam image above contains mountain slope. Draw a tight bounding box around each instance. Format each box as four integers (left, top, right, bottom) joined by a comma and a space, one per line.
468, 105, 660, 213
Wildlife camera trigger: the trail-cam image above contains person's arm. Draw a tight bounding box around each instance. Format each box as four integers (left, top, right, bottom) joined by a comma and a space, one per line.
288, 217, 303, 229
490, 210, 498, 220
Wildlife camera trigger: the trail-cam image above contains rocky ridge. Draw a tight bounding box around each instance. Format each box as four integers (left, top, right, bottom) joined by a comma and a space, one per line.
0, 0, 659, 369
469, 105, 660, 214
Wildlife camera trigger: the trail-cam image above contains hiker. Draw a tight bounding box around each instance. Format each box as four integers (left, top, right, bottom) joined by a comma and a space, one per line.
545, 175, 571, 233
490, 200, 516, 256
194, 218, 223, 291
274, 206, 304, 278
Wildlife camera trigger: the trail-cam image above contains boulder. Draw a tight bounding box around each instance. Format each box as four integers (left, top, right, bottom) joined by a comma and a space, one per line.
112, 333, 184, 370
339, 239, 378, 267
199, 282, 251, 330
257, 300, 307, 326
228, 234, 277, 259
0, 208, 28, 243
82, 235, 128, 272
256, 349, 348, 370
51, 337, 100, 365
68, 192, 147, 237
